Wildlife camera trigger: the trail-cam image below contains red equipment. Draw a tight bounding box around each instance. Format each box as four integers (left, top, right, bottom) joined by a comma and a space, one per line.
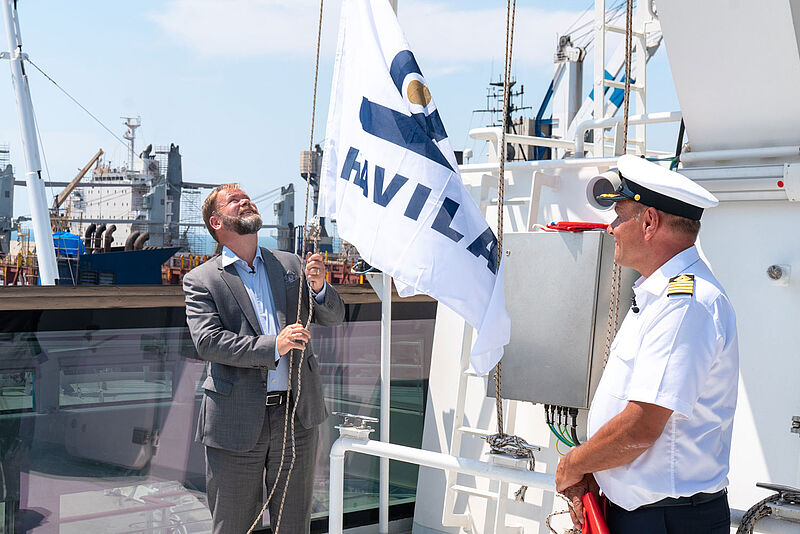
582, 492, 611, 534
546, 221, 609, 232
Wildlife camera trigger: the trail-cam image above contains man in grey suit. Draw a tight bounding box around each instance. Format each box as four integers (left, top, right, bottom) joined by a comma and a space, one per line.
183, 184, 345, 533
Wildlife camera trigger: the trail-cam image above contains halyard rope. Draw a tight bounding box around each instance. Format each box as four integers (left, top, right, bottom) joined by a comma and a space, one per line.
484, 0, 540, 505
603, 0, 633, 367
494, 0, 516, 440
246, 0, 324, 532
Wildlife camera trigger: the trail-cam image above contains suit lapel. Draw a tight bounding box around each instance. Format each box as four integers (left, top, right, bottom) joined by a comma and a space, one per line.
219, 258, 262, 334
261, 248, 288, 330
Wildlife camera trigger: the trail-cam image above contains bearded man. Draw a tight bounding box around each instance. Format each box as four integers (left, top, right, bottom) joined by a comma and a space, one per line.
183, 184, 344, 533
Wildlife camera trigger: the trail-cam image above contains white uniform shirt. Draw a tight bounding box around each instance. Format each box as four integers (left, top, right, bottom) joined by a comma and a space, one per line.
587, 245, 739, 511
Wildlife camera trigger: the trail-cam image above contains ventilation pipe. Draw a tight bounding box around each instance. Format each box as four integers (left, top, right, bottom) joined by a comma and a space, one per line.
93, 224, 106, 252
84, 224, 96, 252
133, 232, 150, 250
125, 232, 140, 252
103, 225, 116, 252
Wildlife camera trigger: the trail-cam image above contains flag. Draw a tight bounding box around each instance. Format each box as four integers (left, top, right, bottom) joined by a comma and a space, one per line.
319, 0, 510, 375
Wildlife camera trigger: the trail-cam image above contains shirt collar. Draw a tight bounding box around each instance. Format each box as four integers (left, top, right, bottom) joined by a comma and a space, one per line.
634, 245, 702, 297
221, 246, 263, 269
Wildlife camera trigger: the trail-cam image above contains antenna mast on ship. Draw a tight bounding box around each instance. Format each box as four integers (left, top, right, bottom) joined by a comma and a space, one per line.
122, 116, 141, 170
1, 0, 58, 284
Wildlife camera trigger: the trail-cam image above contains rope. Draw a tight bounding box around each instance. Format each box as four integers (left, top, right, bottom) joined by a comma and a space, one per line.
621, 0, 633, 149
546, 493, 581, 534
494, 0, 516, 438
736, 494, 781, 534
246, 0, 324, 532
25, 58, 128, 148
602, 0, 633, 367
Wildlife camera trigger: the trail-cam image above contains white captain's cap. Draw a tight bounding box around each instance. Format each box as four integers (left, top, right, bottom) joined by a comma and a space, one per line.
597, 155, 718, 220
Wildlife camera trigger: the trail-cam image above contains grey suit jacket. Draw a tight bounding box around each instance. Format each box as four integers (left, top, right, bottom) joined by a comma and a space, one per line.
183, 247, 345, 452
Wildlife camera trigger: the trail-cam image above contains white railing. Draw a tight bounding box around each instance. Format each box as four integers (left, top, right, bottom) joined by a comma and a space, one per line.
574, 111, 682, 157
328, 430, 556, 534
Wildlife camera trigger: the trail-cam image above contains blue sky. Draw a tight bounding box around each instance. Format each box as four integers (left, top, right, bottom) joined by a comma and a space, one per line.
1, 0, 680, 232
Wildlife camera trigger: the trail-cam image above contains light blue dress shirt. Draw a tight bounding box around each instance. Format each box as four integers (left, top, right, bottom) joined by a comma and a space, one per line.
221, 246, 327, 392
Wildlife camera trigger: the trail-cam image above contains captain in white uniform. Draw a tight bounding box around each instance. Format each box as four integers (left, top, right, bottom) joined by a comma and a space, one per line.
555, 155, 739, 533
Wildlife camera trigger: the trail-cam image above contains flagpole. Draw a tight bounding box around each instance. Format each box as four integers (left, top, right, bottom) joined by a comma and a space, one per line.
367, 270, 392, 534
380, 7, 396, 533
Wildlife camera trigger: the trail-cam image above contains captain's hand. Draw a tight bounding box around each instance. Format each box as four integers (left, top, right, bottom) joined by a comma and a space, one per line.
305, 252, 326, 293
276, 322, 311, 356
556, 450, 583, 493
562, 474, 592, 528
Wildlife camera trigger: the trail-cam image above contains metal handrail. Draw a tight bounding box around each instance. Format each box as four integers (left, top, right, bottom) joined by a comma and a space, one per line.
574, 111, 682, 157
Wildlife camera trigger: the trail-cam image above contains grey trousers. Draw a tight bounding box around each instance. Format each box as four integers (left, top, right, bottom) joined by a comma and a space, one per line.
205, 402, 319, 534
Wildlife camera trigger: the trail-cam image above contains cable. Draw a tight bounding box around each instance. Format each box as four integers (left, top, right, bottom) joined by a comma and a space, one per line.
25, 58, 128, 149
549, 424, 574, 447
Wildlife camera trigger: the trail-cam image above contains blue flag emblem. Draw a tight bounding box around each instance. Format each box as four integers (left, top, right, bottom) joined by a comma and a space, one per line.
359, 50, 453, 172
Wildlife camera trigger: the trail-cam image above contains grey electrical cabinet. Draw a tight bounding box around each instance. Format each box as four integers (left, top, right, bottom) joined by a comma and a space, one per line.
488, 231, 637, 408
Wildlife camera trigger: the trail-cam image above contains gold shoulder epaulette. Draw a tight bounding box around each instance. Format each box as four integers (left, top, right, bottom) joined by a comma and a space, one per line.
667, 274, 694, 296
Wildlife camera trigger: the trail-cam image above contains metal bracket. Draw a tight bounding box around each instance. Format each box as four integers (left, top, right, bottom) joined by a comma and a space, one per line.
792, 415, 800, 437
333, 411, 378, 440
488, 453, 536, 471
0, 52, 27, 61
783, 164, 800, 202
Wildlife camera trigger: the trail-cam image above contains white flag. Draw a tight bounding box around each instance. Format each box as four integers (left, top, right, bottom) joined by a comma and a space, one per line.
319, 0, 510, 375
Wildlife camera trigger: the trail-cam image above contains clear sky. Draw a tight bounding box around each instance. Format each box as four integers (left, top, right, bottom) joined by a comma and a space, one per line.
0, 0, 680, 233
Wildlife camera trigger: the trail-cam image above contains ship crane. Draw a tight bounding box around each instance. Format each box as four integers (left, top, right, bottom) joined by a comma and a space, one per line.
50, 148, 103, 232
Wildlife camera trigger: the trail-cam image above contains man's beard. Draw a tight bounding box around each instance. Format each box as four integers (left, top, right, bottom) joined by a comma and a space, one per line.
219, 211, 262, 235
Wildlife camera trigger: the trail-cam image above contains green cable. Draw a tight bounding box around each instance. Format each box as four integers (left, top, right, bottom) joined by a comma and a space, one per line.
549, 424, 574, 447
559, 424, 576, 447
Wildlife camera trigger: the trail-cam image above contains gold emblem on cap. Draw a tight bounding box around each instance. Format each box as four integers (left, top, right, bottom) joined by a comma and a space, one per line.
634, 194, 641, 201
667, 274, 694, 296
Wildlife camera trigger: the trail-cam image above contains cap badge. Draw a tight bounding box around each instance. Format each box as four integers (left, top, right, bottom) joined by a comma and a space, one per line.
634, 194, 641, 201
667, 274, 694, 296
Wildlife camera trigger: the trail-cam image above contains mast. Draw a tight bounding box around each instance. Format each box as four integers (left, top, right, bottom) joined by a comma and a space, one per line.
1, 0, 58, 285
122, 116, 140, 170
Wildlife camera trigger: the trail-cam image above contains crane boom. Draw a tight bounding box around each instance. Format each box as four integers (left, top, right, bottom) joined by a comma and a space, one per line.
53, 148, 103, 210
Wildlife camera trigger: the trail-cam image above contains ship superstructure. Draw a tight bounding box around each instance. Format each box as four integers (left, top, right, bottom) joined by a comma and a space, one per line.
66, 119, 183, 249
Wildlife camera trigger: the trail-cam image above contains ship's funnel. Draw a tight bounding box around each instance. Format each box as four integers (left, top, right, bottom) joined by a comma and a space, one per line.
658, 1, 800, 154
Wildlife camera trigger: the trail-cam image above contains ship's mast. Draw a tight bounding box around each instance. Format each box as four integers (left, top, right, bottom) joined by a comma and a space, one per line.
122, 116, 140, 170
1, 0, 58, 284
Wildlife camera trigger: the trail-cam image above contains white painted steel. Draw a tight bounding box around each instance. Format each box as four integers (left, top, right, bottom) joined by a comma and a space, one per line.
657, 0, 800, 153
593, 0, 606, 158
574, 111, 682, 156
379, 272, 391, 534
328, 436, 556, 534
469, 127, 575, 150
2, 0, 58, 285
680, 146, 800, 165
365, 272, 392, 534
459, 154, 620, 175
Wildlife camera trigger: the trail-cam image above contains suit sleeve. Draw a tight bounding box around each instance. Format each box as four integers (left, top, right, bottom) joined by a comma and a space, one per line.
309, 279, 345, 327
183, 270, 277, 369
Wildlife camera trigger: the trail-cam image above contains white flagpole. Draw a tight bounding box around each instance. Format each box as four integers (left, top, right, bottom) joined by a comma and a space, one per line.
2, 0, 58, 285
367, 270, 392, 534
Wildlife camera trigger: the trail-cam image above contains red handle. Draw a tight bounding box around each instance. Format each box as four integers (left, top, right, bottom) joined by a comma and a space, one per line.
582, 492, 611, 534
